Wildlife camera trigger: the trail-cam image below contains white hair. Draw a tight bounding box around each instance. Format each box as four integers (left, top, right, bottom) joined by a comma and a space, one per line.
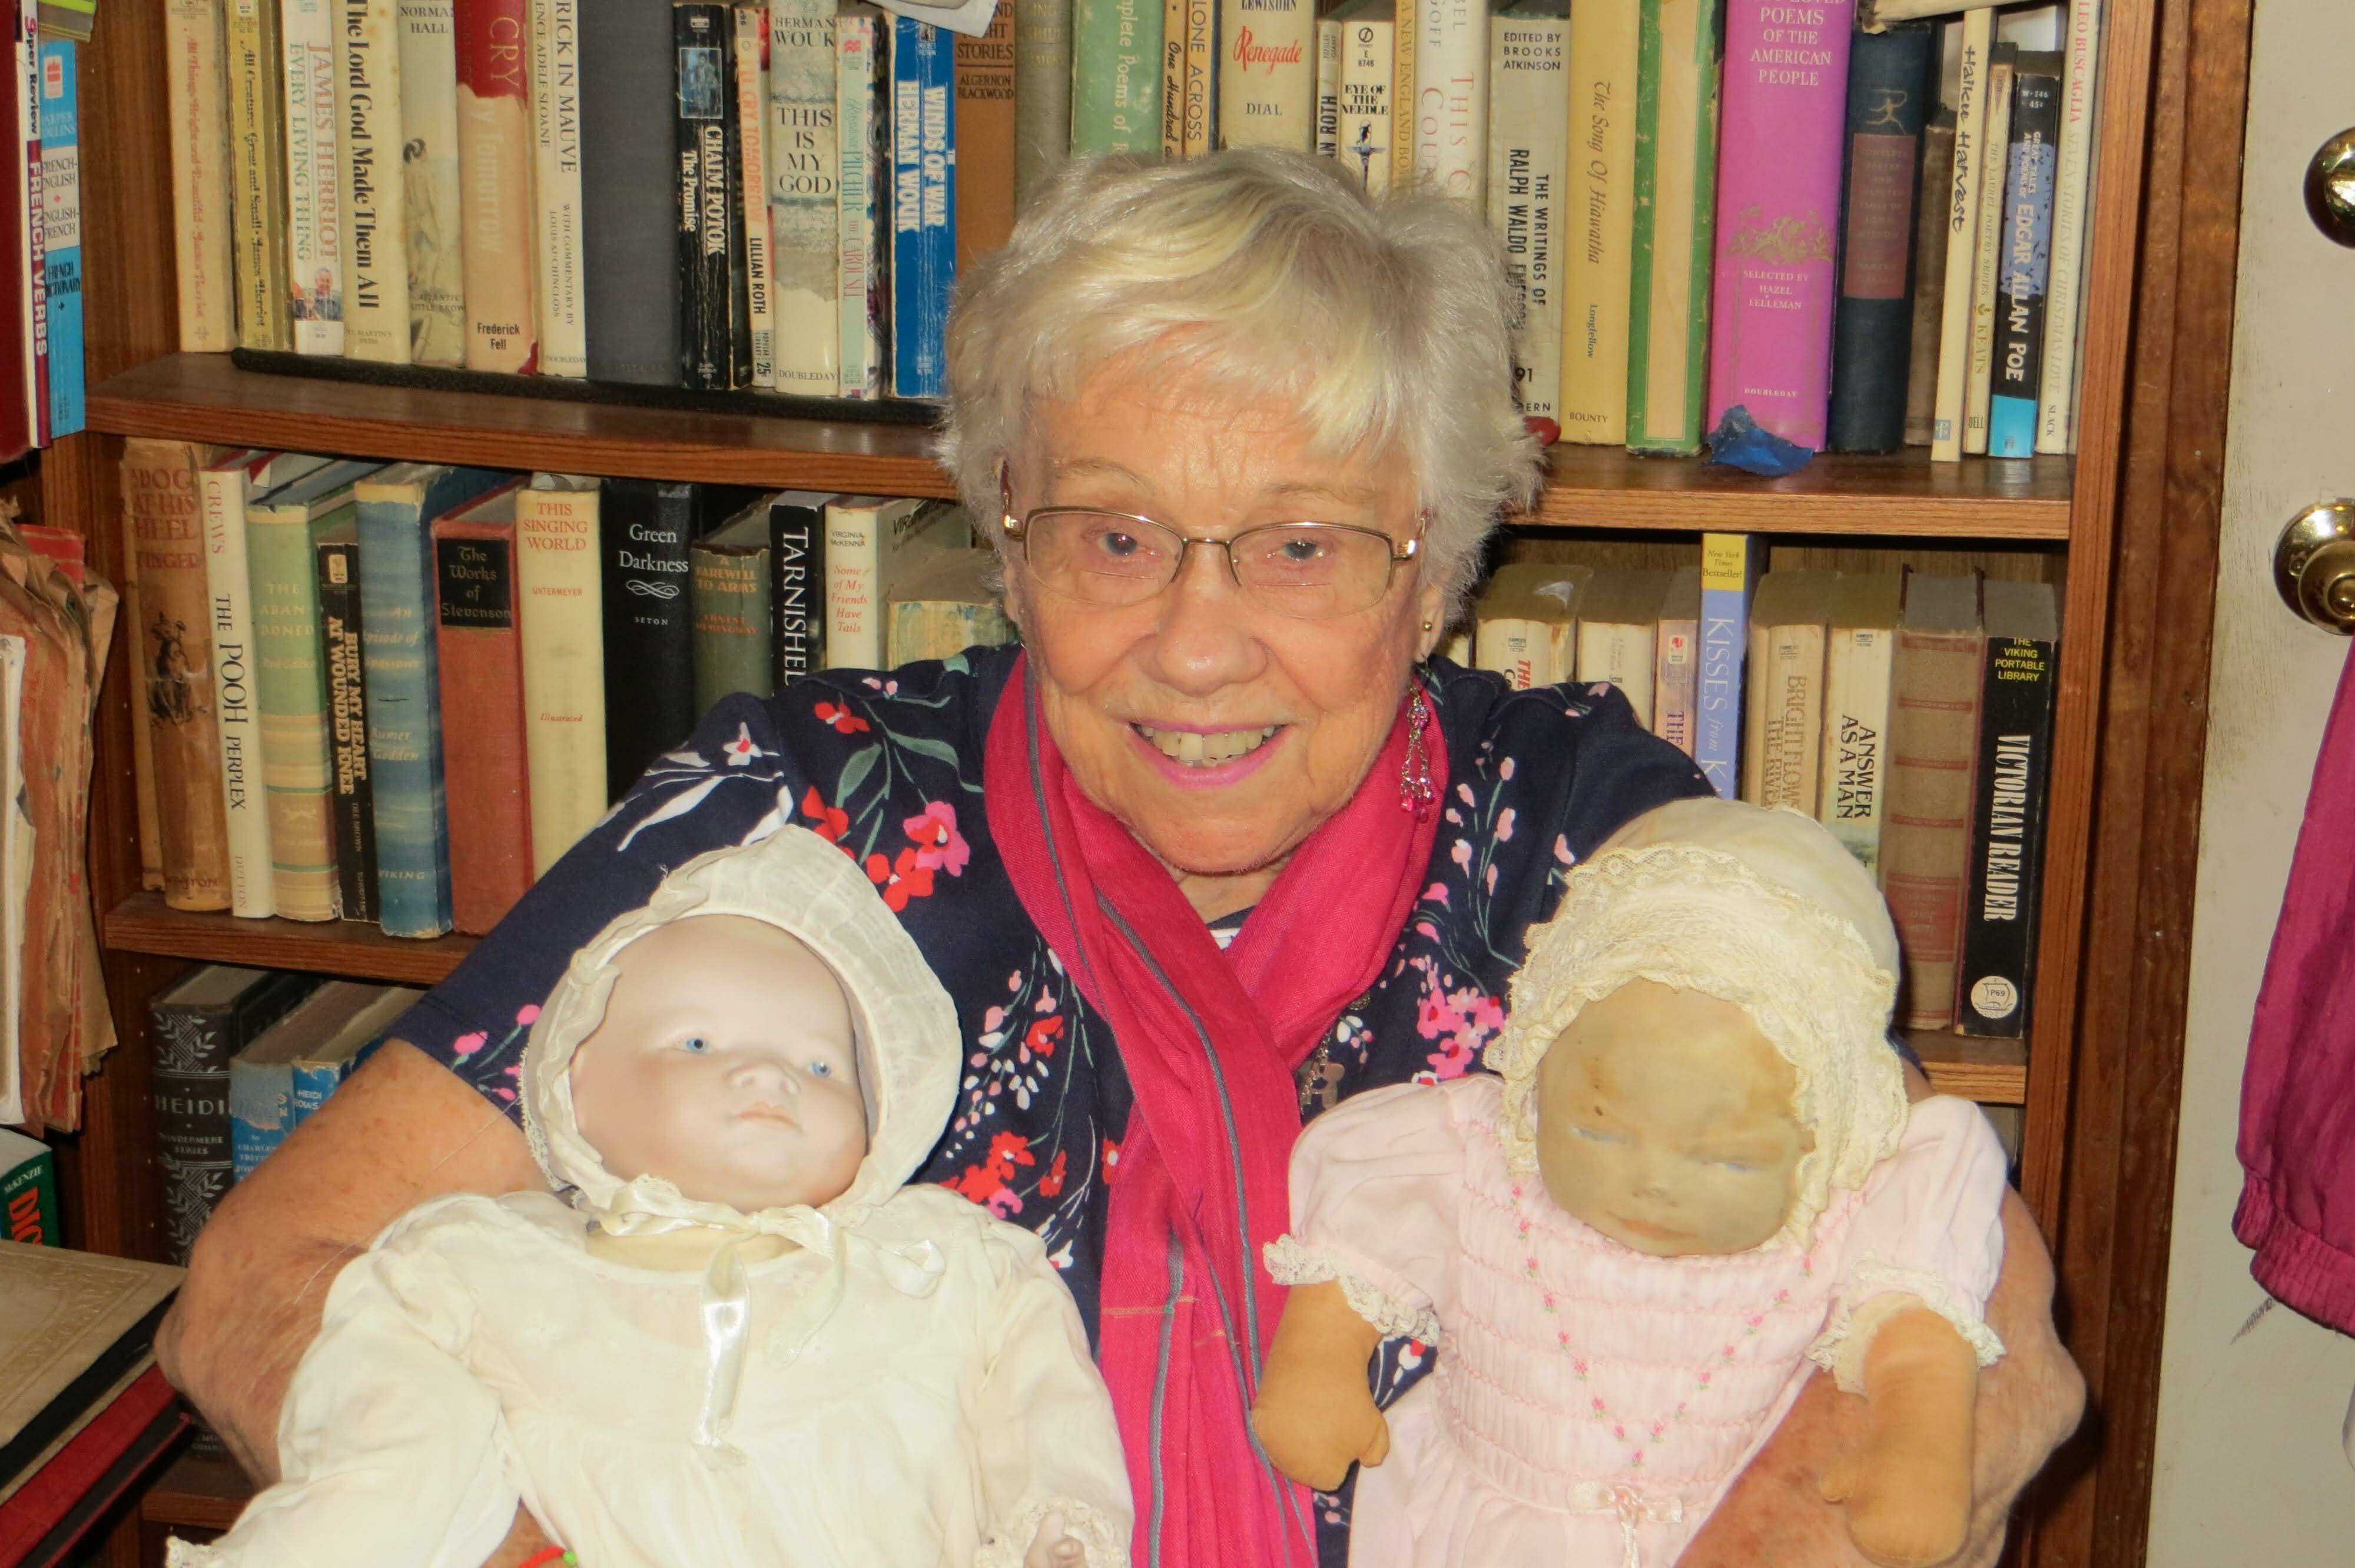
936, 150, 1541, 609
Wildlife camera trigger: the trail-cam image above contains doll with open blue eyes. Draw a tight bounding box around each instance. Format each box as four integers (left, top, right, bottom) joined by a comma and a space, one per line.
1249, 798, 2011, 1568
171, 826, 1130, 1568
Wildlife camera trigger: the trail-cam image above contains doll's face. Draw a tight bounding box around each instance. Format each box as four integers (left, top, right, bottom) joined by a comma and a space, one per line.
568, 915, 868, 1215
1533, 979, 1812, 1258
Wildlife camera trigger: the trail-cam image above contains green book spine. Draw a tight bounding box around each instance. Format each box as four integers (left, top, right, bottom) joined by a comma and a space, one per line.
691, 540, 774, 713
1, 1134, 61, 1245
1624, 0, 1721, 455
247, 502, 350, 921
1070, 0, 1162, 155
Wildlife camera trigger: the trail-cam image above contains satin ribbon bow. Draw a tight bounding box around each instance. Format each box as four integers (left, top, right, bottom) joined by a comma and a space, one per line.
1567, 1481, 1685, 1568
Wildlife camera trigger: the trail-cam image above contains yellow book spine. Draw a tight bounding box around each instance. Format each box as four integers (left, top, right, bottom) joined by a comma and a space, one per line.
1558, 0, 1640, 446
1183, 0, 1215, 156
1390, 0, 1417, 190
515, 481, 607, 877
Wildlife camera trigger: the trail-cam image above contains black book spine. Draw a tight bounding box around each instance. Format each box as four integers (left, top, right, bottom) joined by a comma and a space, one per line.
316, 536, 380, 923
769, 499, 827, 685
1956, 628, 2058, 1038
581, 0, 685, 386
149, 971, 316, 1263
1989, 52, 2064, 457
602, 478, 705, 798
1827, 21, 1936, 455
675, 4, 735, 390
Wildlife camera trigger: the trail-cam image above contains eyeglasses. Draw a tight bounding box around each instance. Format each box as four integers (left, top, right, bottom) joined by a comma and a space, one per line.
999, 491, 1422, 622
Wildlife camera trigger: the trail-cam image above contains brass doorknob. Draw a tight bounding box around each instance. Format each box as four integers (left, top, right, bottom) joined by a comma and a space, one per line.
2307, 129, 2355, 248
2275, 501, 2355, 634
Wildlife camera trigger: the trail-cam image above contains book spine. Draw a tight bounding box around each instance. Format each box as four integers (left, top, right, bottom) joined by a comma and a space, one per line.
38, 39, 82, 440
1956, 626, 2057, 1037
1740, 619, 1823, 812
1883, 626, 1985, 1031
120, 440, 233, 912
148, 996, 237, 1262
197, 465, 276, 917
1334, 16, 1391, 195
1705, 0, 1853, 454
734, 4, 774, 389
957, 5, 1019, 272
890, 599, 1015, 666
527, 0, 585, 376
1013, 0, 1072, 202
1181, 0, 1212, 157
1411, 0, 1485, 203
835, 10, 884, 398
1388, 0, 1414, 191
1625, 0, 1722, 456
1557, 0, 1638, 445
1653, 613, 1697, 756
1931, 9, 1993, 461
353, 492, 450, 928
769, 0, 840, 394
1314, 17, 1338, 160
455, 0, 536, 371
2037, 0, 2102, 454
516, 481, 606, 877
824, 500, 884, 670
166, 1, 238, 353
1988, 54, 2061, 459
1694, 531, 1759, 800
1473, 618, 1561, 692
281, 0, 346, 354
1219, 0, 1314, 153
1577, 624, 1656, 730
14, 5, 40, 449
722, 24, 752, 387
1486, 6, 1567, 423
118, 499, 169, 893
675, 4, 733, 388
599, 479, 701, 798
1163, 0, 1185, 159
336, 0, 410, 364
396, 0, 467, 367
1819, 622, 1894, 874
290, 1059, 348, 1123
770, 500, 825, 683
227, 1057, 291, 1180
575, 0, 679, 384
316, 532, 379, 923
227, 0, 294, 351
1826, 21, 1933, 456
889, 17, 954, 399
1902, 118, 1955, 446
246, 505, 342, 921
1962, 51, 2013, 456
691, 543, 773, 712
433, 512, 533, 934
1070, 0, 1160, 155
1, 1140, 58, 1244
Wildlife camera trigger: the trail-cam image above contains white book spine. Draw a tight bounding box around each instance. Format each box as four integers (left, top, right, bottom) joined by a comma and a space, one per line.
338, 1, 411, 363
1818, 622, 1894, 876
2037, 0, 2103, 453
198, 464, 276, 918
1474, 619, 1571, 691
281, 0, 346, 354
1315, 18, 1340, 160
528, 0, 585, 376
1929, 8, 1993, 463
396, 0, 467, 367
736, 5, 777, 388
1577, 623, 1656, 729
166, 0, 238, 353
1962, 55, 2012, 456
1487, 6, 1567, 422
1412, 0, 1487, 205
516, 479, 608, 878
771, 0, 840, 394
824, 498, 918, 670
835, 11, 883, 398
1335, 15, 1392, 195
1220, 0, 1318, 152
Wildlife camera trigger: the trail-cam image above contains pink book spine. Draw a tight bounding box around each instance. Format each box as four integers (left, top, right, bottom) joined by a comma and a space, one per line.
1706, 0, 1856, 453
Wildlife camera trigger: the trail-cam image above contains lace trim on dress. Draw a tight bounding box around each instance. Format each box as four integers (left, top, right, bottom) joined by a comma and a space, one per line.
1806, 1258, 2006, 1394
1262, 1235, 1444, 1346
165, 1539, 225, 1568
973, 1495, 1131, 1568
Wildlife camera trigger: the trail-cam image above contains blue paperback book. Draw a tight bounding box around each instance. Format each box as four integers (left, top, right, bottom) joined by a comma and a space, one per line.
889, 16, 955, 399
1987, 52, 2062, 459
37, 36, 81, 440
354, 466, 512, 938
1696, 533, 1765, 799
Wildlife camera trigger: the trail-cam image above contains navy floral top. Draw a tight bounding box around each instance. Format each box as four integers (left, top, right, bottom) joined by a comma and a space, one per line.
391, 643, 1709, 1550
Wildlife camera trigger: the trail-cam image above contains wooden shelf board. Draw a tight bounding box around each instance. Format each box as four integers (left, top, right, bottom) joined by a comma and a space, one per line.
140, 1451, 250, 1532
88, 356, 2070, 539
103, 893, 476, 986
1907, 1029, 2028, 1105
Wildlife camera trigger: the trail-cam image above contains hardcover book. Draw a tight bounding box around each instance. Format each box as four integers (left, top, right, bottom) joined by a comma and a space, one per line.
1930, 8, 1994, 461
147, 965, 316, 1263
1956, 578, 2058, 1038
954, 5, 1016, 269
1557, 0, 1637, 445
37, 37, 81, 440
1739, 569, 1833, 813
889, 16, 956, 400
676, 3, 745, 390
771, 0, 840, 394
822, 496, 959, 670
455, 0, 536, 372
885, 547, 1018, 666
0, 1242, 182, 1484
313, 519, 377, 923
1827, 21, 1936, 455
769, 490, 830, 685
1013, 0, 1073, 201
1181, 0, 1213, 157
509, 476, 610, 878
225, 0, 294, 351
527, 0, 585, 377
1903, 114, 1957, 446
1988, 50, 2062, 459
835, 5, 887, 398
1485, 0, 1568, 423
577, 0, 679, 385
1625, 0, 1722, 456
396, 0, 467, 368
290, 986, 416, 1120
1817, 572, 1902, 874
1472, 562, 1588, 692
1695, 531, 1763, 799
2036, 0, 2102, 454
228, 983, 399, 1177
603, 478, 702, 797
1411, 0, 1485, 203
1573, 568, 1670, 730
1, 1127, 58, 1247
690, 501, 777, 713
432, 482, 535, 934
280, 0, 345, 355
1651, 565, 1700, 757
1070, 0, 1159, 155
335, 0, 410, 364
1219, 0, 1314, 152
165, 0, 237, 352
1882, 570, 1984, 1031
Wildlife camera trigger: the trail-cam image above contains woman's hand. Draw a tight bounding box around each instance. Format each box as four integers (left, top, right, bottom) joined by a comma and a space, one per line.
155, 1041, 543, 1480
1249, 1279, 1392, 1492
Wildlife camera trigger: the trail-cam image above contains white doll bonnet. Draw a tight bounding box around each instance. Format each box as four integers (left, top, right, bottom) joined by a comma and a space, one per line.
1484, 798, 1909, 1250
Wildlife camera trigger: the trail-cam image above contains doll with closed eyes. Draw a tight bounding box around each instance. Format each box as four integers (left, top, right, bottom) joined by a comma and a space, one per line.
173, 826, 1130, 1568
1250, 798, 2012, 1568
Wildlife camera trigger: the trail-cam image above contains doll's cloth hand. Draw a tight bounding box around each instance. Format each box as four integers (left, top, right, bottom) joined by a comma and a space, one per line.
1819, 1441, 1971, 1568
1250, 1371, 1391, 1493
1023, 1510, 1087, 1568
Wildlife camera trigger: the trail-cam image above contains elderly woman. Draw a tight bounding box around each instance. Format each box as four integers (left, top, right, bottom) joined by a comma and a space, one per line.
162, 151, 2079, 1568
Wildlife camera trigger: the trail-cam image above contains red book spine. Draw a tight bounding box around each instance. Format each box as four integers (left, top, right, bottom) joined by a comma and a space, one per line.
454, 0, 538, 371
432, 507, 535, 935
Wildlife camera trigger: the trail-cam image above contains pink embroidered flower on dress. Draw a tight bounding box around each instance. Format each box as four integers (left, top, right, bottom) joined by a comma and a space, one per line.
903, 800, 970, 875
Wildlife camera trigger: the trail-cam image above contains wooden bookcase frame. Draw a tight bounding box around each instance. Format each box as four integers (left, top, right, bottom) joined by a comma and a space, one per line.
27, 3, 2250, 1565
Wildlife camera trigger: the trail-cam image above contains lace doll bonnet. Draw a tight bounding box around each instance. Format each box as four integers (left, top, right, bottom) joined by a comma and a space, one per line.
1484, 798, 1908, 1249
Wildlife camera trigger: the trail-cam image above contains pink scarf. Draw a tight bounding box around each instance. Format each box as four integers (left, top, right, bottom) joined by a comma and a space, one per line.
986, 655, 1445, 1568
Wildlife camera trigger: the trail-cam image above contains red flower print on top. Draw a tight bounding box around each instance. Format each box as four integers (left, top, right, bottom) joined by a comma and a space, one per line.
800, 785, 850, 844
903, 800, 971, 876
813, 701, 870, 735
867, 846, 937, 911
945, 1131, 1037, 1218
1039, 1148, 1068, 1197
1023, 1015, 1064, 1059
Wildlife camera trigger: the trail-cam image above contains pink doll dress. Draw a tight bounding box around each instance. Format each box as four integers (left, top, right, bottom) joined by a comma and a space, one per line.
1267, 1075, 2008, 1568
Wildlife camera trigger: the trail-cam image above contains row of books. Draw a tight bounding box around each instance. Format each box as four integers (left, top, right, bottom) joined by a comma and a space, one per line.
162, 0, 1006, 399
2, 3, 89, 460
117, 439, 1016, 938
1461, 542, 2058, 1037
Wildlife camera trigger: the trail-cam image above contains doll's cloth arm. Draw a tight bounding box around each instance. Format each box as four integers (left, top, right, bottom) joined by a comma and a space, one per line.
167, 1210, 520, 1568
1262, 1081, 1469, 1343
1810, 1096, 2011, 1394
971, 1230, 1135, 1568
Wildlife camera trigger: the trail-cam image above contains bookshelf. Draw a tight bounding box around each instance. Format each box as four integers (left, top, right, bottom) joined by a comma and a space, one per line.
31, 4, 2241, 1567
